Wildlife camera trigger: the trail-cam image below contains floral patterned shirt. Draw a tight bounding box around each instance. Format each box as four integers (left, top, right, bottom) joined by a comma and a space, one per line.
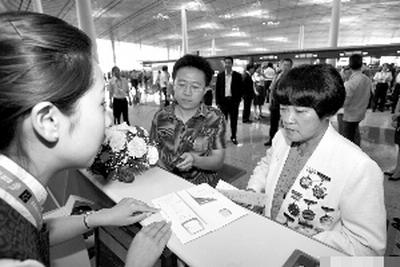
150, 103, 226, 187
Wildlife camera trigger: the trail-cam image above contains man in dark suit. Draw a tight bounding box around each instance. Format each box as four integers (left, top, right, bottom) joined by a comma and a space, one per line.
242, 63, 256, 123
264, 58, 293, 146
215, 56, 243, 145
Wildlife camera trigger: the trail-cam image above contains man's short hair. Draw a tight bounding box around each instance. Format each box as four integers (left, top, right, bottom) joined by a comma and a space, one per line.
162, 65, 168, 71
111, 66, 119, 73
282, 58, 293, 66
275, 64, 345, 118
349, 54, 363, 70
246, 63, 255, 71
224, 56, 234, 63
172, 54, 213, 86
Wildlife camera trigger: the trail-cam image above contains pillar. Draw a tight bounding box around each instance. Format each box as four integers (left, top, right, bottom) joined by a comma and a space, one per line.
298, 25, 304, 50
181, 8, 188, 55
211, 38, 216, 56
326, 0, 341, 66
75, 0, 99, 61
109, 29, 117, 66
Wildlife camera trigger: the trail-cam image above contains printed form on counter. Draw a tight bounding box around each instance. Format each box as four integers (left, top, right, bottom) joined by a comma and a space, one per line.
151, 183, 248, 244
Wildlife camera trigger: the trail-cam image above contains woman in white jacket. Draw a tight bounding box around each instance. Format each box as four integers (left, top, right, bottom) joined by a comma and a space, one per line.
247, 64, 386, 256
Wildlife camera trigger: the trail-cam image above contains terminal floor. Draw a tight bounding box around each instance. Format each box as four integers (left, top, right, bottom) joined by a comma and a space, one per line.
126, 93, 400, 254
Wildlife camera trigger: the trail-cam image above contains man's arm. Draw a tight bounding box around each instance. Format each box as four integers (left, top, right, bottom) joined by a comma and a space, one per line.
176, 113, 226, 172
215, 73, 223, 105
343, 79, 356, 108
233, 72, 243, 99
176, 149, 225, 171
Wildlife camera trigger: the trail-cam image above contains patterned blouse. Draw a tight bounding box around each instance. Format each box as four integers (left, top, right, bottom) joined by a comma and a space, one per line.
150, 103, 226, 187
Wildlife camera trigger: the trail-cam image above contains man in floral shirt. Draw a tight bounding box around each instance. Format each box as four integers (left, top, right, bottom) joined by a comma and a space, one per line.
150, 55, 226, 187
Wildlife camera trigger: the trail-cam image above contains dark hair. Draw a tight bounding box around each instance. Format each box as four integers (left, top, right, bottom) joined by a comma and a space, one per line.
172, 54, 213, 86
0, 12, 93, 153
246, 63, 255, 71
162, 65, 168, 71
223, 56, 233, 63
111, 66, 120, 73
282, 58, 293, 65
267, 62, 273, 68
275, 64, 345, 118
349, 54, 362, 70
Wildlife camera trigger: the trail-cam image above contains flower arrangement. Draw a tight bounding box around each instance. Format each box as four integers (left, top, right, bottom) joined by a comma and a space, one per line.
89, 123, 159, 183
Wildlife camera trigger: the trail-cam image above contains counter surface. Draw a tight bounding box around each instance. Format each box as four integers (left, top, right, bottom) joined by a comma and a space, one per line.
80, 167, 345, 267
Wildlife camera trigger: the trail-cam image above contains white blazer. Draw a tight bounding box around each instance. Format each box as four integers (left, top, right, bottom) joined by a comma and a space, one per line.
247, 124, 386, 256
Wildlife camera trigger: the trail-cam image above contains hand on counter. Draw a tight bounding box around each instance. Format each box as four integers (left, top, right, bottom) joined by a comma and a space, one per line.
91, 198, 159, 227
125, 221, 172, 267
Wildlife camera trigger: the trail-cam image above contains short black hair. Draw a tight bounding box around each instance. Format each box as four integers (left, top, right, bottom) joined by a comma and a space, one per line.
282, 58, 293, 65
275, 64, 345, 118
246, 63, 255, 71
349, 54, 362, 70
172, 54, 213, 86
162, 65, 168, 71
224, 56, 234, 63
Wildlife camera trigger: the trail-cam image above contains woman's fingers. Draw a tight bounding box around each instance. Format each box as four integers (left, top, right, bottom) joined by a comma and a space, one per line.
127, 213, 151, 224
119, 198, 159, 214
155, 222, 172, 244
144, 221, 169, 237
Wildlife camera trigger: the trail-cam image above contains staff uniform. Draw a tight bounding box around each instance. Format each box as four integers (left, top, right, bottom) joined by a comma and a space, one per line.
0, 155, 49, 266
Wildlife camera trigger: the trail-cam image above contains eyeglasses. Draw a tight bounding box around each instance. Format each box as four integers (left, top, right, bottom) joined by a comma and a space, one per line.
174, 81, 205, 93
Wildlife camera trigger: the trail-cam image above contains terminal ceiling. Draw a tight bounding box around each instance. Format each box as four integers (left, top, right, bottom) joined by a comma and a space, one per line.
1, 0, 400, 57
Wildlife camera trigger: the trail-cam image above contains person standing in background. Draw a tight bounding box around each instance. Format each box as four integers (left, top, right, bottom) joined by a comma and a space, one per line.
373, 63, 392, 112
263, 62, 276, 103
252, 64, 266, 120
242, 63, 256, 123
109, 66, 131, 125
336, 66, 352, 134
390, 68, 400, 113
264, 58, 293, 146
159, 65, 171, 106
215, 56, 243, 145
340, 54, 371, 146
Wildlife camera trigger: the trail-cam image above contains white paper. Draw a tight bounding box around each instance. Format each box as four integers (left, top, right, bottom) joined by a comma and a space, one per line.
152, 183, 248, 244
215, 180, 239, 191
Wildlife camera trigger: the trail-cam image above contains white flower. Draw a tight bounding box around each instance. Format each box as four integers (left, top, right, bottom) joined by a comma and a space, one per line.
140, 127, 149, 136
114, 122, 131, 131
108, 130, 126, 151
147, 146, 159, 165
127, 136, 147, 158
129, 126, 137, 135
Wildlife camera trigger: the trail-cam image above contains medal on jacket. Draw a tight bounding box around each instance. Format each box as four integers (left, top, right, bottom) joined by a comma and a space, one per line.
312, 171, 331, 199
283, 212, 295, 226
302, 199, 317, 221
288, 189, 302, 217
0, 165, 42, 228
299, 175, 312, 189
320, 206, 335, 226
312, 184, 327, 199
